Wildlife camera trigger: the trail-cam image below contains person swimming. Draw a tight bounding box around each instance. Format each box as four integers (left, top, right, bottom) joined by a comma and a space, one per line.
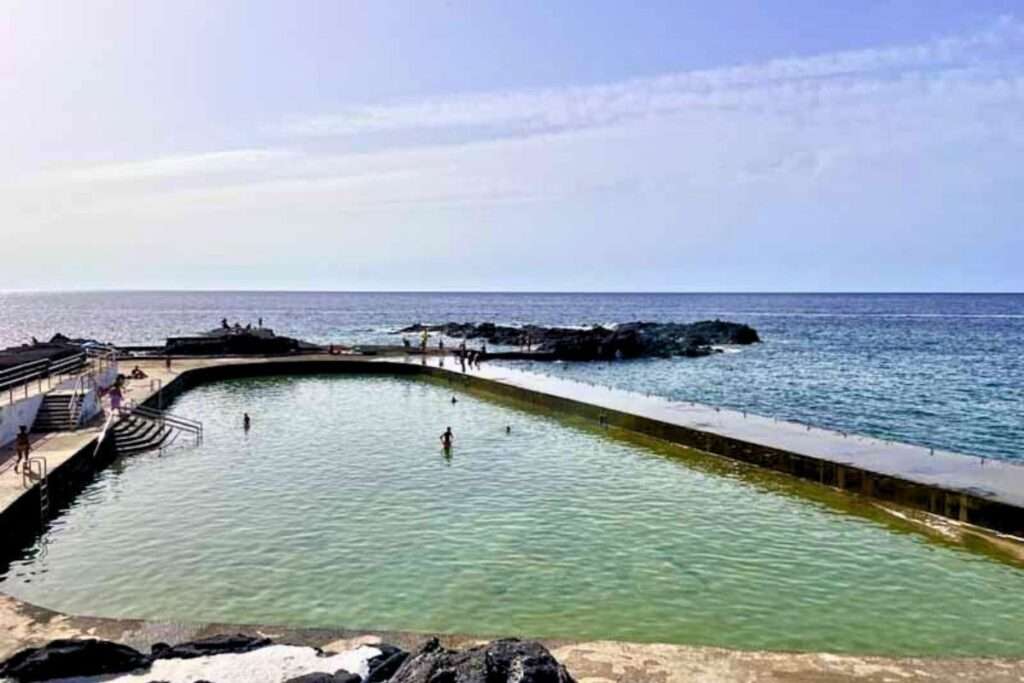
440, 426, 454, 449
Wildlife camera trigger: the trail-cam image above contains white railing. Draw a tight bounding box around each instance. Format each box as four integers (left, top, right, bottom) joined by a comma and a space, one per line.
85, 346, 118, 374
67, 373, 96, 428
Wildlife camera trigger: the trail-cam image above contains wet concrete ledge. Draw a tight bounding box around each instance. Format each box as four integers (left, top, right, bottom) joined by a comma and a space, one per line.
4, 592, 1024, 683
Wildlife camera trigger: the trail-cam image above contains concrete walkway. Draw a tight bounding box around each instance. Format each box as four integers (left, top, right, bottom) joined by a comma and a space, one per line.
447, 359, 1024, 508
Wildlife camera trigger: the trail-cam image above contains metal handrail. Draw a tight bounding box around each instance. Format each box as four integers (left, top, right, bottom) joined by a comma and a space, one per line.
126, 402, 203, 444
132, 405, 202, 432
67, 373, 95, 428
1, 352, 88, 402
0, 358, 49, 385
22, 455, 48, 488
50, 353, 87, 375
85, 346, 118, 373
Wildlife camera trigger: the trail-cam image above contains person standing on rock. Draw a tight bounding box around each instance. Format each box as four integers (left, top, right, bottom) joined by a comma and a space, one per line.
14, 425, 30, 473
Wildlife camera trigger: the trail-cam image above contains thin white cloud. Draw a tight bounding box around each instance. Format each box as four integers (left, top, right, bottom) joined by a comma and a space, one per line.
280, 16, 1024, 138
65, 148, 294, 182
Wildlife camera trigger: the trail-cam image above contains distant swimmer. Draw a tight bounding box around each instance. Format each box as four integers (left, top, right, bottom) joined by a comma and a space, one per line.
243, 413, 251, 431
440, 426, 454, 449
451, 396, 458, 404
506, 425, 511, 434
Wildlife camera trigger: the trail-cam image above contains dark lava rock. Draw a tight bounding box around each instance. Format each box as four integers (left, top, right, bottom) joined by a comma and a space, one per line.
0, 638, 149, 681
365, 646, 409, 683
395, 320, 759, 361
163, 327, 317, 356
282, 669, 362, 683
150, 633, 272, 660
388, 638, 575, 683
283, 673, 340, 683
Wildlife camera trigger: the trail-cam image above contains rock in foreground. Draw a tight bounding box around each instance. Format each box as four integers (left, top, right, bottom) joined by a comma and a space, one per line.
396, 320, 759, 360
0, 636, 573, 683
390, 638, 575, 683
0, 638, 149, 681
150, 633, 273, 660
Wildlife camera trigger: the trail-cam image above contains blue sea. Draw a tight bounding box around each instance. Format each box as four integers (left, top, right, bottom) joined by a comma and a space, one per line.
1, 291, 1021, 462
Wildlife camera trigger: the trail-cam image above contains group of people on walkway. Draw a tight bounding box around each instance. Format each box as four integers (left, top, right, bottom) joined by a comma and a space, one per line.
401, 333, 487, 372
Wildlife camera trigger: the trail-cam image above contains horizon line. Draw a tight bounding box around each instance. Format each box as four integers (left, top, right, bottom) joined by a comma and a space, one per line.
1, 288, 1023, 296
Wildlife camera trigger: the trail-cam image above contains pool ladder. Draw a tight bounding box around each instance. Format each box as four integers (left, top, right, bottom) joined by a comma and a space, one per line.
22, 456, 50, 519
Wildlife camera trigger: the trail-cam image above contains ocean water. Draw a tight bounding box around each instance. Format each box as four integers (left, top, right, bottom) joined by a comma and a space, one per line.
0, 291, 1021, 461
4, 374, 1023, 656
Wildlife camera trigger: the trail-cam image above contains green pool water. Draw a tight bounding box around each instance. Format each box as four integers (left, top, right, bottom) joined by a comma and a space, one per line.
3, 374, 1023, 656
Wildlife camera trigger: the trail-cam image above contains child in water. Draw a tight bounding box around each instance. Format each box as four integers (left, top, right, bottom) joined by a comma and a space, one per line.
440, 426, 454, 449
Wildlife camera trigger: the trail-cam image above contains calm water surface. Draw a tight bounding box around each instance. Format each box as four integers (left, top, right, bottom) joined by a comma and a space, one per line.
0, 291, 1020, 461
3, 375, 1023, 656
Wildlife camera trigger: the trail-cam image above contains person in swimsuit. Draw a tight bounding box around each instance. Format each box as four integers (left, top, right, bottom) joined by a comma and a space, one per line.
440, 426, 454, 449
109, 382, 123, 414
14, 426, 30, 473
243, 413, 251, 431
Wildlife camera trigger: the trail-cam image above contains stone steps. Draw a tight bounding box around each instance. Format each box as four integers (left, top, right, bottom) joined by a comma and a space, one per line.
32, 393, 83, 433
112, 415, 175, 455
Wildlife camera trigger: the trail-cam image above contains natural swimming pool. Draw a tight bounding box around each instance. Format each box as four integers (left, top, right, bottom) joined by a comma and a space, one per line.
2, 374, 1023, 656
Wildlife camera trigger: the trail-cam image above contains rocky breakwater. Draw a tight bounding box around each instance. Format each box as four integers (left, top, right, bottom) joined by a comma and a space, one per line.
396, 320, 760, 360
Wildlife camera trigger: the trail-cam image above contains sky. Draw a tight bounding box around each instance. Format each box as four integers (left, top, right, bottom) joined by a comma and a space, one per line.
1, 0, 1022, 292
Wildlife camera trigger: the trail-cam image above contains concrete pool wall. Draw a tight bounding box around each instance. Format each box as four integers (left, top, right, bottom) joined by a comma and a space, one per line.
3, 354, 1023, 562
161, 356, 1024, 535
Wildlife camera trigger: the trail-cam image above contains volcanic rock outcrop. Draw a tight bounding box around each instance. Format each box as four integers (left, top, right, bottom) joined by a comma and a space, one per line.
396, 320, 759, 360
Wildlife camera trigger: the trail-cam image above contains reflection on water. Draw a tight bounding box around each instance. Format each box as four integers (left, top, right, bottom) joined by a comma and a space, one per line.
2, 374, 1023, 656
